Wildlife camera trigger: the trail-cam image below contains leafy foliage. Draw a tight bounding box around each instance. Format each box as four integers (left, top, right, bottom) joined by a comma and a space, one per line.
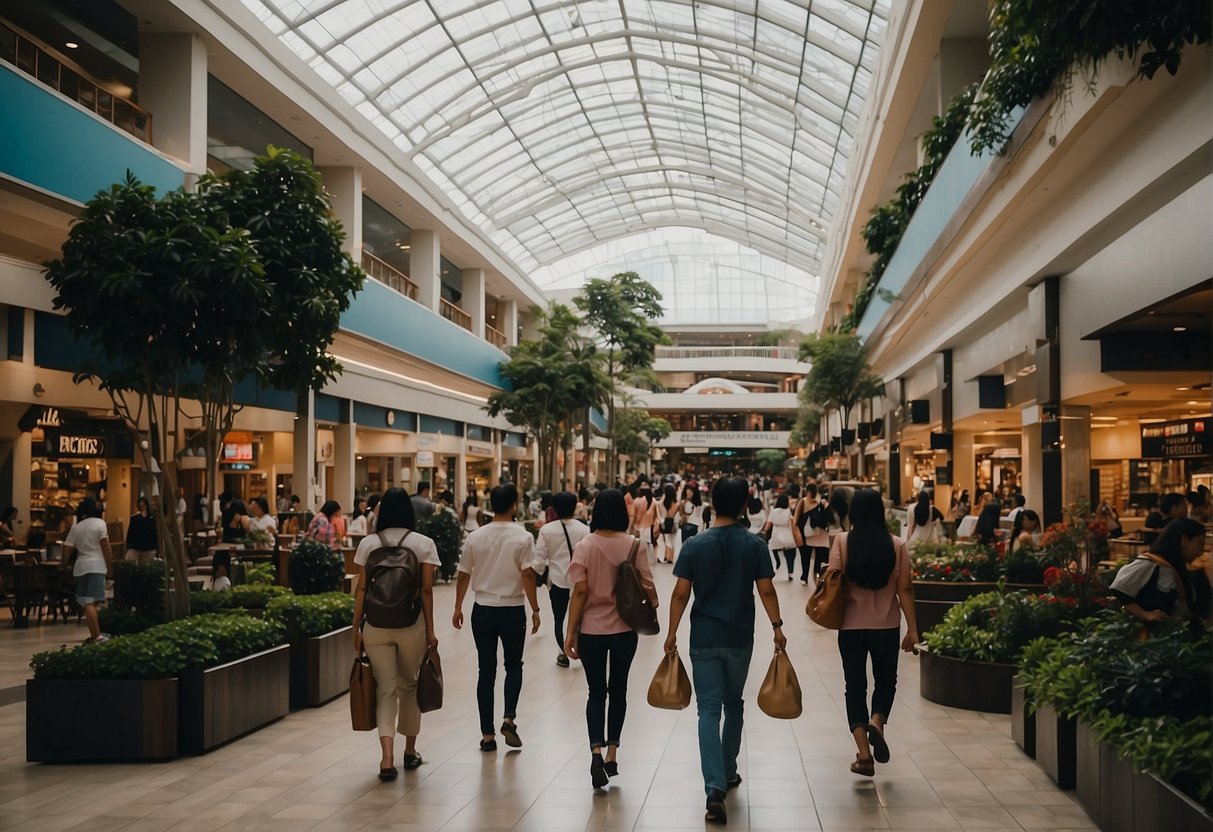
754, 449, 788, 476
265, 592, 353, 638
613, 409, 672, 466
111, 560, 166, 618
923, 588, 1099, 664
242, 562, 277, 585
419, 510, 462, 581
30, 614, 285, 680
797, 333, 883, 454
289, 538, 345, 595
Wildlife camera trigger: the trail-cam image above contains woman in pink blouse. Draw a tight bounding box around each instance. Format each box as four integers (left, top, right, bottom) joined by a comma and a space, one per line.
827, 488, 919, 777
304, 500, 342, 548
564, 489, 658, 790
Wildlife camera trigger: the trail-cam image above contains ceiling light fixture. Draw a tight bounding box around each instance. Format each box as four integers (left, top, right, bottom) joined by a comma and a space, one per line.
65, 41, 78, 49
1174, 326, 1187, 332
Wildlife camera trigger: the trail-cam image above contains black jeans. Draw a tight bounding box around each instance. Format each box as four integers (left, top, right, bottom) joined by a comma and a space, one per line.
549, 585, 570, 653
578, 630, 639, 748
837, 628, 900, 731
780, 548, 797, 577
804, 546, 829, 580
471, 604, 526, 735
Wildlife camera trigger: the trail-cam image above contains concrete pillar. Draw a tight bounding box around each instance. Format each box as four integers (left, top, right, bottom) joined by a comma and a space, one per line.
333, 401, 355, 514
1061, 405, 1092, 509
1022, 421, 1043, 517
139, 34, 208, 175
21, 309, 34, 365
462, 268, 486, 339
501, 299, 519, 346
293, 391, 317, 511
520, 308, 540, 342
411, 230, 441, 312
318, 167, 362, 257
937, 38, 988, 114
953, 431, 976, 500
455, 452, 468, 510
12, 433, 31, 538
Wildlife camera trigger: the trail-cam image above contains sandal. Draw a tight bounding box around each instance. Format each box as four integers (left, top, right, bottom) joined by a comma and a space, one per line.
866, 724, 889, 764
850, 754, 875, 777
402, 753, 424, 770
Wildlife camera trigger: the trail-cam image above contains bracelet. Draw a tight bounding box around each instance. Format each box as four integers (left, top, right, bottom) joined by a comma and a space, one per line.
771, 618, 783, 629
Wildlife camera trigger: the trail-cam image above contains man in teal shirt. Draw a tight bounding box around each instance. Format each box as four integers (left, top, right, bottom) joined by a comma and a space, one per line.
666, 477, 787, 825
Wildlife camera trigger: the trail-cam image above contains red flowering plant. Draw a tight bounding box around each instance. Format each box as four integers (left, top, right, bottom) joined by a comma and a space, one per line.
1042, 565, 1114, 613
1037, 503, 1110, 567
911, 543, 1001, 582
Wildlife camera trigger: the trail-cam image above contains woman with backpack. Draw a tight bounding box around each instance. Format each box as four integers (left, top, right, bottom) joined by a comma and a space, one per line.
352, 487, 441, 781
795, 483, 831, 585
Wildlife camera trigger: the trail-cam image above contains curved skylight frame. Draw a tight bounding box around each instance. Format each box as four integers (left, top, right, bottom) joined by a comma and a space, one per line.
241, 0, 889, 275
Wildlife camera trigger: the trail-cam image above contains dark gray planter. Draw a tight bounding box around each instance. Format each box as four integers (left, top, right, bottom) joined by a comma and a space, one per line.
918, 647, 1015, 713
1035, 703, 1076, 789
179, 644, 289, 754
1011, 676, 1035, 757
289, 625, 354, 709
1076, 720, 1101, 822
1100, 738, 1136, 832
26, 678, 178, 762
912, 581, 1045, 633
1135, 770, 1213, 832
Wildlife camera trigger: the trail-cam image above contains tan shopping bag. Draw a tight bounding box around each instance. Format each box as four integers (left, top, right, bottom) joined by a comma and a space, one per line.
757, 650, 803, 719
647, 650, 692, 710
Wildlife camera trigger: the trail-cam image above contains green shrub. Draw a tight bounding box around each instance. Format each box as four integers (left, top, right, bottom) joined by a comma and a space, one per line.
923, 590, 1076, 664
290, 538, 344, 595
187, 584, 289, 615
98, 608, 159, 635
418, 511, 461, 581
30, 614, 284, 680
111, 560, 165, 617
266, 592, 353, 638
242, 562, 276, 585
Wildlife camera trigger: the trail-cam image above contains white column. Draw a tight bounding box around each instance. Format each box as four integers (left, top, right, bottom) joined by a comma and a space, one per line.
12, 433, 31, 538
501, 299, 519, 346
318, 168, 363, 257
293, 391, 317, 511
411, 230, 441, 312
139, 34, 208, 176
333, 401, 356, 513
462, 268, 486, 339
1022, 421, 1043, 515
521, 308, 540, 342
953, 431, 976, 499
1061, 405, 1092, 508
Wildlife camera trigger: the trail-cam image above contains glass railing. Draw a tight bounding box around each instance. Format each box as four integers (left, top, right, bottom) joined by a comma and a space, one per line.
361, 250, 419, 301
0, 20, 152, 144
485, 324, 507, 349
655, 346, 800, 360
440, 298, 472, 331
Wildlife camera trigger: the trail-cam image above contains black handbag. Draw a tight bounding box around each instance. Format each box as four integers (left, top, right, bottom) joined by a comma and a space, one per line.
615, 537, 660, 635
661, 516, 674, 534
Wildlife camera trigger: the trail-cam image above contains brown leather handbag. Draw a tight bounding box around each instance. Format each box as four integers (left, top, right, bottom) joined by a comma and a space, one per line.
349, 650, 376, 731
807, 535, 848, 629
647, 650, 692, 710
757, 650, 803, 719
417, 646, 443, 713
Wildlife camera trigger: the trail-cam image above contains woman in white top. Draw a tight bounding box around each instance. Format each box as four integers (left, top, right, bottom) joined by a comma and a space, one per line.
247, 497, 279, 537
765, 493, 801, 580
679, 483, 703, 543
352, 487, 441, 780
532, 491, 591, 667
659, 484, 681, 564
347, 498, 369, 536
460, 490, 481, 536
63, 497, 110, 642
795, 483, 832, 584
904, 491, 943, 550
746, 496, 767, 535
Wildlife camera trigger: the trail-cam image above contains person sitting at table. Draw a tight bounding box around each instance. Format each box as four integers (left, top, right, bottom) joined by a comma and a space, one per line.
1096, 499, 1123, 538
0, 506, 19, 548
125, 497, 157, 561
304, 500, 342, 549
1186, 490, 1211, 525
246, 497, 278, 537
970, 502, 1003, 547
1143, 493, 1188, 545
1111, 517, 1208, 623
222, 499, 249, 544
210, 549, 233, 592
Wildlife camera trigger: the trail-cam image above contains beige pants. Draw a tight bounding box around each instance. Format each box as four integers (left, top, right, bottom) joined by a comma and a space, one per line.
363, 621, 428, 738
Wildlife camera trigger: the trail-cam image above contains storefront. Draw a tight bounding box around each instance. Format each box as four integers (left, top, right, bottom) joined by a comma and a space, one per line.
465, 439, 495, 498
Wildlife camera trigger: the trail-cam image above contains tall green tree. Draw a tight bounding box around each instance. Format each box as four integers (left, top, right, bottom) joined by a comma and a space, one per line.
613, 408, 671, 475
574, 272, 667, 478
799, 332, 883, 476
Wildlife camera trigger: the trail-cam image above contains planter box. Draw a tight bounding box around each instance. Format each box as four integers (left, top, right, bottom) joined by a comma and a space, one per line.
289, 625, 354, 709
1135, 770, 1213, 832
1076, 720, 1101, 822
26, 678, 177, 762
912, 581, 1044, 633
1011, 676, 1035, 757
179, 644, 289, 754
918, 647, 1015, 713
1100, 739, 1136, 832
1035, 703, 1076, 790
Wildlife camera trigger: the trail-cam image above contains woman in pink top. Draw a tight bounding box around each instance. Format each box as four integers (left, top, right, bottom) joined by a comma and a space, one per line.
827, 488, 919, 778
564, 489, 658, 790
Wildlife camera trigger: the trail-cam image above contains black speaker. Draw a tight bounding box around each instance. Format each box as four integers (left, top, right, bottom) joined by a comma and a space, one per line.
871, 418, 884, 436
842, 429, 856, 446
909, 400, 930, 424
929, 431, 953, 451
830, 437, 841, 453
978, 375, 1007, 409
857, 422, 871, 441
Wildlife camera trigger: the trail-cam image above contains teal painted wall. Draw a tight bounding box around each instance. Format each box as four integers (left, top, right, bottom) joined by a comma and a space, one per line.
0, 64, 185, 201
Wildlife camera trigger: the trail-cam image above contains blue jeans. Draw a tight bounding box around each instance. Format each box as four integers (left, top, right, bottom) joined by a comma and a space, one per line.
689, 645, 753, 796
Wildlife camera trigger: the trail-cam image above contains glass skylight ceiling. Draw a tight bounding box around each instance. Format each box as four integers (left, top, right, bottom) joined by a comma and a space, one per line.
241, 0, 889, 284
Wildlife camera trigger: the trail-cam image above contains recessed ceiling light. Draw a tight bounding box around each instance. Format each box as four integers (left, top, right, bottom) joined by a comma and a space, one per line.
65, 41, 78, 49
1174, 326, 1187, 332
1177, 387, 1190, 391
1188, 401, 1199, 405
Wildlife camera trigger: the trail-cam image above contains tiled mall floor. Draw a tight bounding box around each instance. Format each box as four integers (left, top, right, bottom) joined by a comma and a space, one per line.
0, 569, 1096, 831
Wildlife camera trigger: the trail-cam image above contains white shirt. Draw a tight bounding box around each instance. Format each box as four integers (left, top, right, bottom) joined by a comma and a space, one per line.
1006, 506, 1024, 525
353, 528, 441, 569
767, 506, 796, 549
65, 516, 109, 576
457, 522, 535, 607
533, 518, 591, 589
347, 514, 368, 535
249, 513, 278, 534
211, 576, 232, 592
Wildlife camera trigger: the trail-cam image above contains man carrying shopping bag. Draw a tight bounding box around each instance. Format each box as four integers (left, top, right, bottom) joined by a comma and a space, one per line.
664, 476, 787, 825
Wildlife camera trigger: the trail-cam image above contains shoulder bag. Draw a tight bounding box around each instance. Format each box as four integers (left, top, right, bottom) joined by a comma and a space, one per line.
615, 537, 660, 635
757, 650, 803, 719
806, 534, 849, 629
417, 646, 443, 713
349, 650, 377, 731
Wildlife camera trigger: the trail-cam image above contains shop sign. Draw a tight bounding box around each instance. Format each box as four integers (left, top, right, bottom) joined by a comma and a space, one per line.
657, 431, 791, 449
466, 442, 494, 457
683, 447, 710, 454
416, 450, 435, 466
17, 405, 87, 432
1140, 418, 1210, 459
41, 428, 132, 459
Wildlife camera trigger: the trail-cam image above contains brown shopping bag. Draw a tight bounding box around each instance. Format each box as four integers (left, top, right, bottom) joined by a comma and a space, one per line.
757, 650, 803, 719
647, 650, 692, 710
417, 646, 443, 713
350, 652, 377, 731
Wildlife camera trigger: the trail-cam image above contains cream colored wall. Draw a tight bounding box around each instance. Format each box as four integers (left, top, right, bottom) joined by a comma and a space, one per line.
1091, 423, 1142, 460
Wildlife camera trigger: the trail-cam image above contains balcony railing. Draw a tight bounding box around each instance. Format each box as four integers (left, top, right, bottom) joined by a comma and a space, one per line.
655, 346, 800, 360
485, 323, 507, 350
0, 20, 152, 144
440, 298, 472, 331
361, 250, 418, 301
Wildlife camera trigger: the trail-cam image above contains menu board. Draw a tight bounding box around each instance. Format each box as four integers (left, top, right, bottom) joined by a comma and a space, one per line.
1140, 419, 1210, 459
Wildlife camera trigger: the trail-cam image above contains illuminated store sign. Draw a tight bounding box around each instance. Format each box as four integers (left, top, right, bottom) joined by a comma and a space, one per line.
1140, 419, 1210, 459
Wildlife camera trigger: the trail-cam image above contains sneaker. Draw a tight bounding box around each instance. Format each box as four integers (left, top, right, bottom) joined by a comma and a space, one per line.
500, 722, 522, 748
590, 753, 609, 789
556, 653, 570, 668
726, 774, 742, 790
479, 738, 497, 752
705, 789, 727, 824
604, 761, 618, 778
94, 634, 111, 644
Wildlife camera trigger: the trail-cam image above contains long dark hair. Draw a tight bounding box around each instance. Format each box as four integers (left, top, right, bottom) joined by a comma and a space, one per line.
829, 490, 849, 526
376, 487, 416, 532
1150, 518, 1204, 601
845, 489, 896, 590
973, 503, 1001, 545
681, 484, 701, 506
913, 490, 933, 527
662, 483, 677, 510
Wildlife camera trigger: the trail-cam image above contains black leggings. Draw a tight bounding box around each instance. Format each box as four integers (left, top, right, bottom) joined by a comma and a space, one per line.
579, 630, 639, 748
549, 585, 570, 652
837, 628, 900, 731
471, 604, 526, 736
802, 546, 829, 580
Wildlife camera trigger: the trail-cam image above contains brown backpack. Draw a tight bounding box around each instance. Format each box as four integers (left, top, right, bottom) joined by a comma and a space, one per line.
363, 530, 423, 629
